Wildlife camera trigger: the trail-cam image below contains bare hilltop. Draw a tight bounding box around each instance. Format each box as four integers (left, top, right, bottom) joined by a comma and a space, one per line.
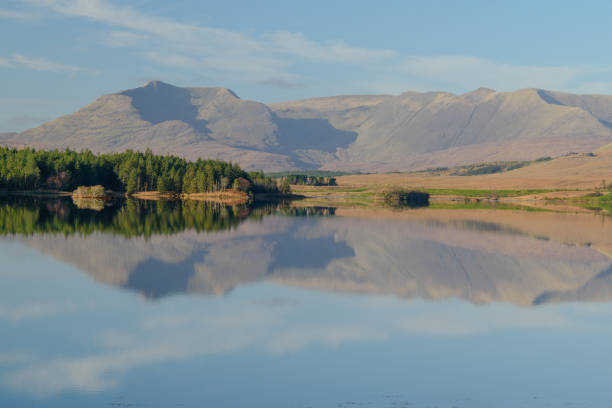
3, 80, 612, 172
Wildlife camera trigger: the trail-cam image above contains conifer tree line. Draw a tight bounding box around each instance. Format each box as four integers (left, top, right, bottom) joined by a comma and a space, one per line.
0, 147, 280, 194
281, 174, 337, 186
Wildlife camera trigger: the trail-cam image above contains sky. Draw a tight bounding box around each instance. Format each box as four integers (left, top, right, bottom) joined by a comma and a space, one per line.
3, 0, 612, 131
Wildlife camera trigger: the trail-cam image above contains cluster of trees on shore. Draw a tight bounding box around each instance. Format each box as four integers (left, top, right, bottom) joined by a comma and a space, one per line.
281, 174, 337, 186
0, 147, 281, 194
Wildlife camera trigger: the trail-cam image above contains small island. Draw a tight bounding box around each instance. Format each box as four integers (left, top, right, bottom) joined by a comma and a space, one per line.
72, 185, 108, 198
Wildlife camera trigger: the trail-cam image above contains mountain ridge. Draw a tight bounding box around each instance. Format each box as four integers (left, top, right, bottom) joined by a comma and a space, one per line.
2, 81, 612, 172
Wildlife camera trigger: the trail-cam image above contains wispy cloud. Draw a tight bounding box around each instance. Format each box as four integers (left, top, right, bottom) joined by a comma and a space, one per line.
12, 54, 87, 73
397, 55, 592, 92
271, 31, 395, 64
20, 0, 612, 94
27, 0, 394, 83
105, 30, 148, 48
0, 54, 97, 74
362, 55, 612, 95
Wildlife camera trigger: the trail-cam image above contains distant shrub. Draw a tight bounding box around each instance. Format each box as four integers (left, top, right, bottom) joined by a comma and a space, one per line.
451, 162, 517, 176
383, 189, 430, 208
506, 163, 526, 171
585, 192, 603, 197
73, 185, 106, 198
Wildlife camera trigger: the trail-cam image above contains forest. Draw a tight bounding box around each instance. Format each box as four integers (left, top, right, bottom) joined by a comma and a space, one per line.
0, 147, 280, 194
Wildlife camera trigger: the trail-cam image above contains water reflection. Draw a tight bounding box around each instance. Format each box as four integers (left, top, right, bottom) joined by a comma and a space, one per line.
3, 197, 612, 407
0, 196, 250, 237
0, 196, 334, 237
1, 196, 611, 305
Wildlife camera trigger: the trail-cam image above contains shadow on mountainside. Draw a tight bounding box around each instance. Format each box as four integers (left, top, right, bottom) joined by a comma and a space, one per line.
532, 263, 612, 305
273, 116, 357, 154
121, 81, 210, 135
537, 89, 612, 130
536, 89, 563, 106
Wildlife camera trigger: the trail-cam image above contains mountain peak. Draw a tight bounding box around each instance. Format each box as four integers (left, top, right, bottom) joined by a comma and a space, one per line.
464, 87, 496, 95
142, 80, 175, 89
461, 87, 496, 103
215, 88, 240, 99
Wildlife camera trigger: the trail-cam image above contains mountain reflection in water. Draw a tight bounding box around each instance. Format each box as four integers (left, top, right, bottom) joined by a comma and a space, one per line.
1, 196, 611, 305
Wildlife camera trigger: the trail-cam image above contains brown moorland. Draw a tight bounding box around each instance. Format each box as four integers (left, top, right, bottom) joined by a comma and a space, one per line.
335, 152, 612, 191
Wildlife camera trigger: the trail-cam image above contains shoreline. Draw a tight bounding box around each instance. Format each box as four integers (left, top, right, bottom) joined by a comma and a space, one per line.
0, 189, 299, 204
1, 186, 609, 215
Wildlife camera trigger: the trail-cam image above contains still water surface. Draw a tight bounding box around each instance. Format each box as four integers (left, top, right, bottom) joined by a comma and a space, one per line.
1, 197, 612, 407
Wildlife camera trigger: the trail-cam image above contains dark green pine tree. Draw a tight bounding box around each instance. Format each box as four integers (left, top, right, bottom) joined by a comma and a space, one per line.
126, 169, 139, 194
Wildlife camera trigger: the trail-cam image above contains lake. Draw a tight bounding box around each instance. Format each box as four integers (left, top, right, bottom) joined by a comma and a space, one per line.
1, 196, 612, 407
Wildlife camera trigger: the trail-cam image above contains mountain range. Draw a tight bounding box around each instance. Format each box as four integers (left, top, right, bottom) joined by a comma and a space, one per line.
2, 80, 612, 172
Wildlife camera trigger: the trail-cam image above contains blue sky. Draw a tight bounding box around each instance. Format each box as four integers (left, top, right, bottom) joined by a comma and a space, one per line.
2, 0, 612, 131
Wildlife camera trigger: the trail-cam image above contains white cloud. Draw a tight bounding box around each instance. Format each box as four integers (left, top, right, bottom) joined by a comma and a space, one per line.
105, 30, 148, 48
21, 1, 612, 95
271, 31, 395, 64
12, 54, 85, 72
360, 55, 612, 95
565, 81, 612, 95
398, 55, 585, 92
27, 0, 395, 83
0, 54, 97, 74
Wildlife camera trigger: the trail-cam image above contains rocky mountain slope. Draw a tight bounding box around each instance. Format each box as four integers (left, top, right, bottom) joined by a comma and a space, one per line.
2, 81, 612, 172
